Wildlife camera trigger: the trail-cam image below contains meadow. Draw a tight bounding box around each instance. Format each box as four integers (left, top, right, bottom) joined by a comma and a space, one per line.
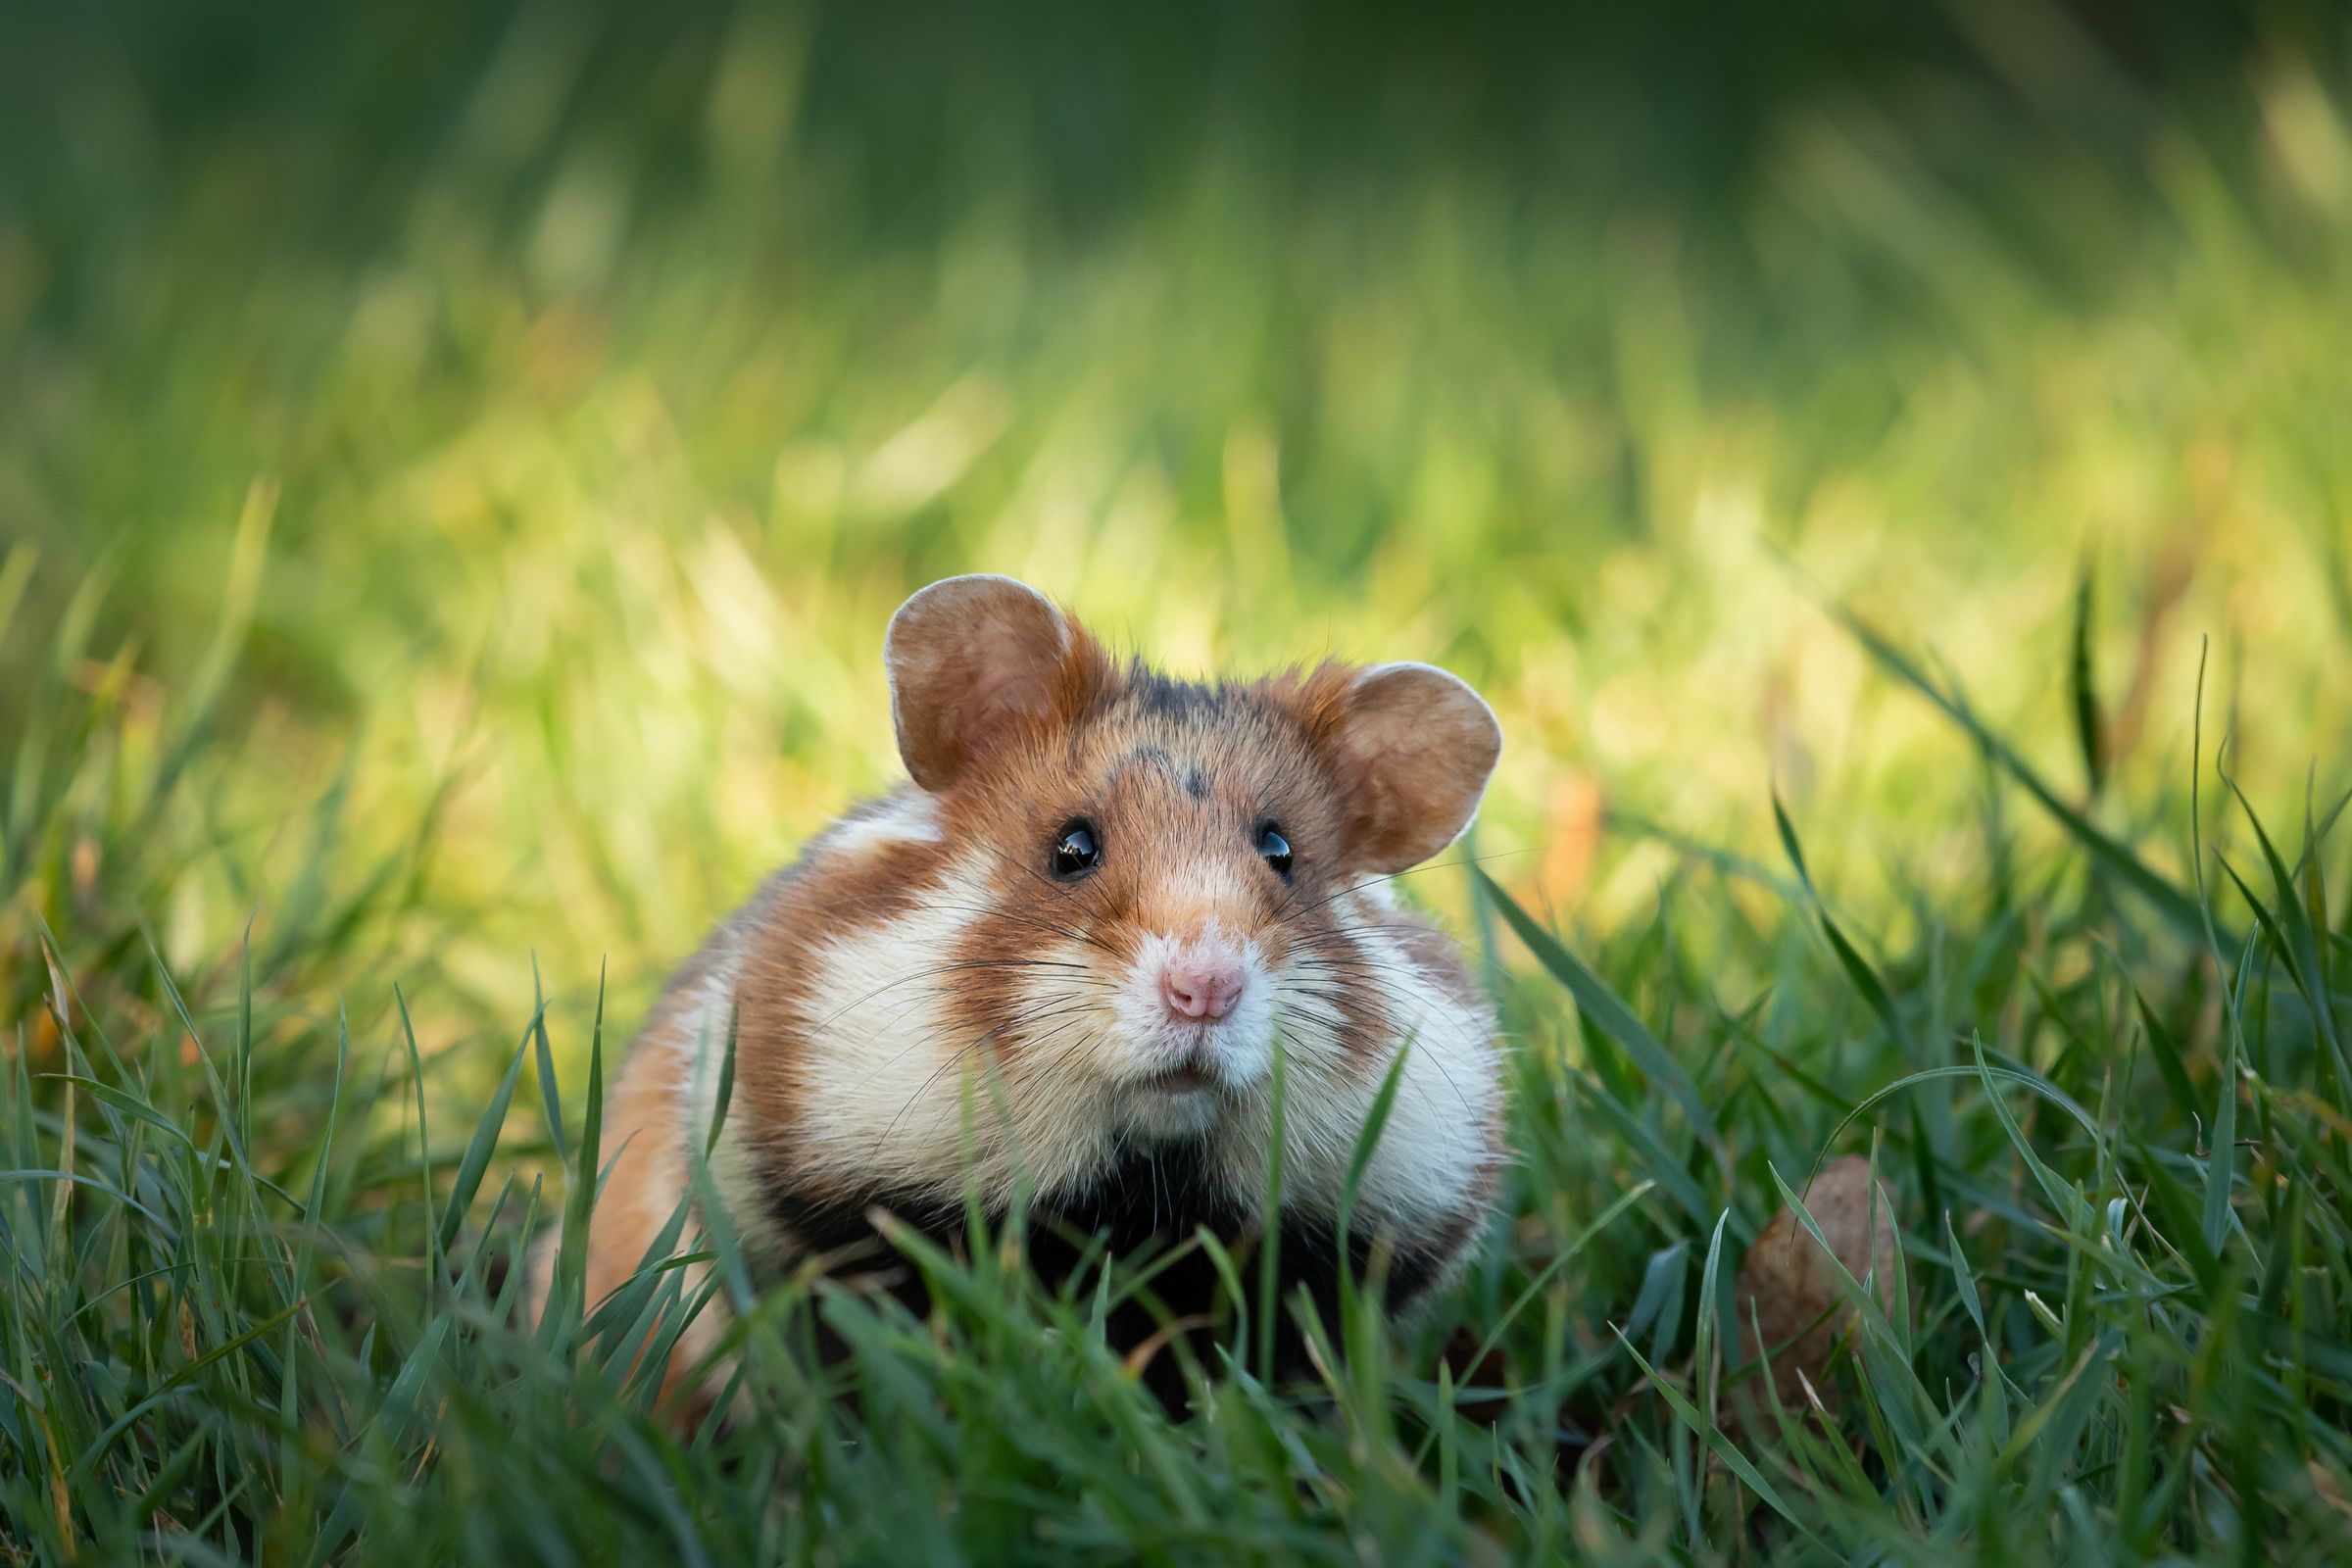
3, 1, 2351, 1561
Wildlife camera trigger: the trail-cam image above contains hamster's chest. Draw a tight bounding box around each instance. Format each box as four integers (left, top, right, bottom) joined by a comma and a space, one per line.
760, 1137, 1251, 1269
752, 1137, 1450, 1396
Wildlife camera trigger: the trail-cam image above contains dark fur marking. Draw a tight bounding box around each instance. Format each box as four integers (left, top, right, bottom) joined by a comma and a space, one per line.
1110, 745, 1212, 805
760, 1145, 1450, 1406
1123, 666, 1229, 723
1108, 744, 1176, 786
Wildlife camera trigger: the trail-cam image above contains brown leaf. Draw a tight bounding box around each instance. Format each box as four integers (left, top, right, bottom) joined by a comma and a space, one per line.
1733, 1155, 1899, 1425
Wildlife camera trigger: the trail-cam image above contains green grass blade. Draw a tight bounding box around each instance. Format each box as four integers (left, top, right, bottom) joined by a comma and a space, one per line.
1822, 599, 2214, 940
2070, 561, 2105, 797
437, 1013, 539, 1256
1475, 865, 1715, 1140
531, 955, 565, 1165
1613, 1329, 1823, 1545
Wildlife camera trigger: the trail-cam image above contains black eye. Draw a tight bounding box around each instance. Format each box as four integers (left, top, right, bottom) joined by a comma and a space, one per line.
1050, 818, 1101, 879
1256, 822, 1294, 878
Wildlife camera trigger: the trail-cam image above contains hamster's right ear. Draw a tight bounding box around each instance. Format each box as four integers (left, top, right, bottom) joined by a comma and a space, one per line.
884, 575, 1108, 790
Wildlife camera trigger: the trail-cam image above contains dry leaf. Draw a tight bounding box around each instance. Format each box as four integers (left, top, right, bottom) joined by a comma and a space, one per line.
1734, 1155, 1899, 1423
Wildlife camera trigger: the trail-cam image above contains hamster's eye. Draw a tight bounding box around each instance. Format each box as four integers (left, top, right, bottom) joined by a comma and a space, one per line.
1050, 818, 1101, 879
1256, 821, 1294, 878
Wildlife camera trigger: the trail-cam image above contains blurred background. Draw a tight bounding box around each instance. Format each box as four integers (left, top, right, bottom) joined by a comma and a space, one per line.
1, 0, 2348, 1061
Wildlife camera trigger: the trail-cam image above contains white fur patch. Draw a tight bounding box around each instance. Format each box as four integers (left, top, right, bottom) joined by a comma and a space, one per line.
785, 858, 1117, 1207
819, 790, 945, 860
1200, 893, 1499, 1250
668, 935, 791, 1281
1313, 895, 1498, 1222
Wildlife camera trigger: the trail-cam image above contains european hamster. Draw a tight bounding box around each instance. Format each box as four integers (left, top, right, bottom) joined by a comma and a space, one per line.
530, 574, 1505, 1405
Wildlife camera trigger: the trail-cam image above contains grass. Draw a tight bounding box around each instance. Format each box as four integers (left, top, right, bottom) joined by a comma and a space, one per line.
8, 576, 2352, 1564
5, 0, 2352, 1561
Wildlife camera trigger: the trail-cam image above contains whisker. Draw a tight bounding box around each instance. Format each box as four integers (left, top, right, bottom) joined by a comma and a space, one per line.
1269, 850, 1528, 933
802, 956, 1092, 1036
875, 1030, 1004, 1154
868, 999, 1107, 1155
844, 994, 1096, 1100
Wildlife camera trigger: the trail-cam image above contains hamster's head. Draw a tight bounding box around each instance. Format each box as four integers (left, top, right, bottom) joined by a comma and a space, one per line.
884, 574, 1501, 1144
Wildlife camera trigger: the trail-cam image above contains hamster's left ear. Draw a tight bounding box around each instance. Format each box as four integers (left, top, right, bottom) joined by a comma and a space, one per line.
884, 574, 1108, 790
1314, 662, 1502, 873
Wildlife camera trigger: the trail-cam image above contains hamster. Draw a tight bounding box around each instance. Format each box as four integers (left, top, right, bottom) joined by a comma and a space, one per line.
529, 574, 1506, 1407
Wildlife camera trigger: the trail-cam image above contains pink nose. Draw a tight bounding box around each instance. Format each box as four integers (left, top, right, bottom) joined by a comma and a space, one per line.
1161, 950, 1247, 1021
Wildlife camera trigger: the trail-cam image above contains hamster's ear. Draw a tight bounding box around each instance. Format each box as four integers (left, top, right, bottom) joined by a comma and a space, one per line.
1314, 662, 1501, 873
884, 575, 1106, 790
